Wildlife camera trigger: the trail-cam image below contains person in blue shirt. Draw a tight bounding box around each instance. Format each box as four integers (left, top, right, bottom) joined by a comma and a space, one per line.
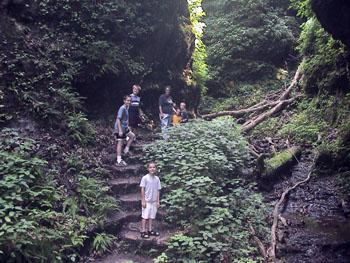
114, 95, 135, 166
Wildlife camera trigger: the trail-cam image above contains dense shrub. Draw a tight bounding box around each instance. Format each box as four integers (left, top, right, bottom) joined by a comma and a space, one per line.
0, 129, 117, 262
201, 0, 299, 97
143, 118, 269, 262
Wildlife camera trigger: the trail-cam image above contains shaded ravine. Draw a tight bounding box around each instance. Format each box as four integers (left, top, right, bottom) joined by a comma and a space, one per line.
266, 155, 350, 263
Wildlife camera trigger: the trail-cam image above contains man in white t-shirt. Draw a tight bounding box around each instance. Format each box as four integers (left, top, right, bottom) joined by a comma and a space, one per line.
140, 162, 161, 238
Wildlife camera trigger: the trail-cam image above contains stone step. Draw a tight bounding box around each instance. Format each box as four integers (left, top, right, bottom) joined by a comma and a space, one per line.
125, 152, 144, 161
119, 228, 177, 250
102, 152, 144, 165
104, 163, 146, 178
102, 210, 141, 233
103, 209, 167, 233
85, 251, 153, 263
136, 130, 159, 141
109, 176, 141, 195
119, 193, 141, 210
86, 210, 140, 236
118, 195, 169, 214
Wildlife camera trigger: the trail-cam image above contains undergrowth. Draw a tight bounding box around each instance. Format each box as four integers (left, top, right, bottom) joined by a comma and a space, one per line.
0, 128, 117, 262
143, 118, 269, 263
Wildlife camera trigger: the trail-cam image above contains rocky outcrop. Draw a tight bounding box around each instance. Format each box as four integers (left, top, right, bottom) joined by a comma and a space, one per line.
311, 0, 350, 46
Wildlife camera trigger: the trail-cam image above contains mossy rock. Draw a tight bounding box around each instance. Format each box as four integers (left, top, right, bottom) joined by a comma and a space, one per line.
257, 146, 302, 190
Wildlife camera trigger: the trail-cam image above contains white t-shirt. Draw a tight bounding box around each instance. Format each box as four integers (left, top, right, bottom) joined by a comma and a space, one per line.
140, 174, 161, 202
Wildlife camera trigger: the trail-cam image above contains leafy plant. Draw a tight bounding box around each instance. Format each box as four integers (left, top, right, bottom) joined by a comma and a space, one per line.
66, 111, 96, 145
143, 118, 269, 262
62, 151, 119, 221
0, 129, 118, 262
76, 175, 118, 220
91, 232, 116, 255
278, 98, 329, 146
0, 129, 66, 262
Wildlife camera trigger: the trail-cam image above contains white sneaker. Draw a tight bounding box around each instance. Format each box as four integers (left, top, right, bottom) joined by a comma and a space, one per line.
116, 160, 128, 166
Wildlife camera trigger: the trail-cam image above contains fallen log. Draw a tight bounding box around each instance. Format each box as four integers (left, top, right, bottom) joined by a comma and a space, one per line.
279, 67, 301, 101
256, 146, 302, 191
242, 96, 301, 133
200, 67, 302, 121
241, 66, 302, 132
201, 101, 279, 120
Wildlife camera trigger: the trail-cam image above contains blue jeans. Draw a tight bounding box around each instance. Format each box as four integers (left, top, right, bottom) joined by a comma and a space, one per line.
160, 114, 171, 139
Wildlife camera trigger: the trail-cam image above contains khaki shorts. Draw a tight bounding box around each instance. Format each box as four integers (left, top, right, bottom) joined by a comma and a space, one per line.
142, 201, 157, 219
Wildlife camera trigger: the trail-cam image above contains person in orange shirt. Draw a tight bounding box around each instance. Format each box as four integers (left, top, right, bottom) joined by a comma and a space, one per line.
172, 108, 182, 127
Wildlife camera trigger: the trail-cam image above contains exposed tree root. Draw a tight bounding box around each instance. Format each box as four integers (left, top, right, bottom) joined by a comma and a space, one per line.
266, 155, 317, 263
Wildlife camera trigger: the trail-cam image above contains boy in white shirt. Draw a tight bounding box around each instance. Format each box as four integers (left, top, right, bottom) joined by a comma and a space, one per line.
140, 162, 161, 238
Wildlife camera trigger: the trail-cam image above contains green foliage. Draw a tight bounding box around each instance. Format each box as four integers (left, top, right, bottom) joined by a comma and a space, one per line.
143, 118, 269, 262
264, 149, 293, 174
0, 129, 65, 262
278, 94, 350, 153
335, 171, 350, 198
62, 152, 118, 221
289, 0, 313, 18
91, 232, 116, 255
0, 88, 12, 123
250, 117, 281, 139
0, 129, 117, 262
202, 0, 299, 97
1, 0, 194, 136
290, 0, 349, 94
66, 112, 96, 145
188, 0, 209, 96
278, 98, 329, 146
198, 96, 240, 115
191, 39, 209, 97
76, 175, 117, 220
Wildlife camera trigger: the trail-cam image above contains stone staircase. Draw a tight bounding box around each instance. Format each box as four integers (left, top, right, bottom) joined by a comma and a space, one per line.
83, 130, 175, 263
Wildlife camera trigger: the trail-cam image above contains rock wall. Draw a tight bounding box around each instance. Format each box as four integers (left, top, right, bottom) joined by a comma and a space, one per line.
311, 0, 350, 46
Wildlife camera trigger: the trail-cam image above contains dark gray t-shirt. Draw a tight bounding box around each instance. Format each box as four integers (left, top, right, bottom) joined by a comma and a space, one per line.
114, 105, 129, 133
159, 94, 173, 115
181, 110, 188, 122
